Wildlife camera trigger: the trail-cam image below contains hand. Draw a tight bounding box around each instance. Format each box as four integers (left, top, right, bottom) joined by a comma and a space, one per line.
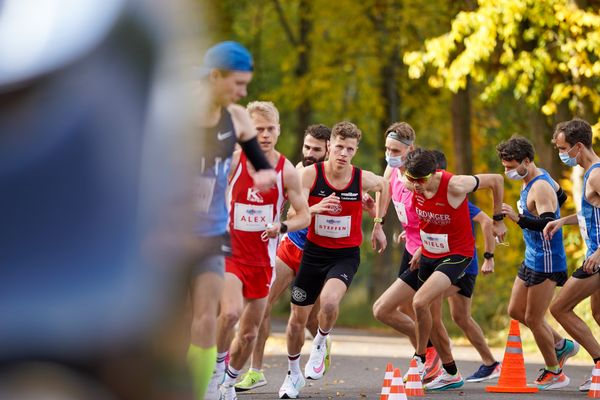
371, 223, 387, 254
409, 247, 422, 271
583, 251, 600, 274
501, 203, 519, 223
362, 192, 375, 214
311, 193, 340, 214
252, 169, 277, 192
481, 258, 495, 274
493, 220, 507, 242
261, 222, 280, 240
394, 230, 406, 244
543, 219, 563, 240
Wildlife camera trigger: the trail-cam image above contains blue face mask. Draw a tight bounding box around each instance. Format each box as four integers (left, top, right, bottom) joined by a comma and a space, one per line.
559, 146, 579, 167
385, 154, 404, 168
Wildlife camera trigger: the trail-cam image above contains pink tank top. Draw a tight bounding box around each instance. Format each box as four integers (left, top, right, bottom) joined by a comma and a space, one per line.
390, 169, 421, 255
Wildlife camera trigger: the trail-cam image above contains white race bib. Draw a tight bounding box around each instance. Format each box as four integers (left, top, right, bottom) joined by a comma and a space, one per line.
393, 200, 408, 225
516, 199, 524, 215
233, 203, 273, 232
420, 231, 450, 254
315, 214, 351, 238
196, 177, 216, 213
578, 212, 589, 241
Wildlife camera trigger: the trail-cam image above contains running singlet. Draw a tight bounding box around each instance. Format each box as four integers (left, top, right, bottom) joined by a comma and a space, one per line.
228, 153, 286, 267
518, 171, 566, 272
196, 107, 236, 236
465, 202, 481, 275
390, 168, 421, 255
579, 163, 600, 257
306, 162, 363, 249
414, 170, 474, 258
287, 227, 308, 249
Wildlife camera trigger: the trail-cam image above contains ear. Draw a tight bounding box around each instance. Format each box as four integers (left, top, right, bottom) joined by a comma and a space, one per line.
209, 68, 220, 82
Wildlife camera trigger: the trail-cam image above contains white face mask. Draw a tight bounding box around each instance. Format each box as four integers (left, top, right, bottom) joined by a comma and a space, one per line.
385, 154, 404, 168
505, 162, 528, 180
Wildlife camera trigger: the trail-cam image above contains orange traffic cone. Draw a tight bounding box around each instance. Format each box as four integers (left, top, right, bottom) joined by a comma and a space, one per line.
380, 362, 394, 400
389, 368, 408, 400
405, 358, 424, 396
589, 360, 600, 398
486, 319, 538, 393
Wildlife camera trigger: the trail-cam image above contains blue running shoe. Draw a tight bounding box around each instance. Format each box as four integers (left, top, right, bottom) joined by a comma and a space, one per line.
465, 361, 501, 382
556, 339, 579, 368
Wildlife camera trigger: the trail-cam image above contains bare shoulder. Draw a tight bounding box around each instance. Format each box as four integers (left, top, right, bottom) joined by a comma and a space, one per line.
362, 169, 384, 191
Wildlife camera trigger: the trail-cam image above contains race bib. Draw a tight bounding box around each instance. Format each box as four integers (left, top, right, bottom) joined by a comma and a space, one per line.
196, 177, 216, 213
233, 203, 273, 232
516, 199, 524, 215
420, 231, 449, 254
315, 214, 351, 238
578, 212, 589, 242
393, 200, 408, 225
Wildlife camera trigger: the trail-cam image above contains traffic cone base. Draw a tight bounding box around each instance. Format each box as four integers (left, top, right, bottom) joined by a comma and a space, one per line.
405, 358, 424, 396
589, 360, 600, 398
388, 368, 407, 400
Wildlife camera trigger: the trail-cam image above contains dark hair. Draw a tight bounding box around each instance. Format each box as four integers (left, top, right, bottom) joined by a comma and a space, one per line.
305, 124, 331, 142
404, 148, 437, 177
331, 121, 361, 142
431, 150, 447, 170
553, 118, 593, 148
496, 135, 535, 162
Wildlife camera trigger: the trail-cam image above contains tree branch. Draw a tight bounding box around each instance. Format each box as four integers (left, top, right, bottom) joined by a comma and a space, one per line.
271, 0, 298, 46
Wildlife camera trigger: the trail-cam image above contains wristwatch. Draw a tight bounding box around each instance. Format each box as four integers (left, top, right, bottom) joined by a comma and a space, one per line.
279, 222, 288, 234
483, 252, 494, 260
374, 217, 385, 225
492, 213, 505, 221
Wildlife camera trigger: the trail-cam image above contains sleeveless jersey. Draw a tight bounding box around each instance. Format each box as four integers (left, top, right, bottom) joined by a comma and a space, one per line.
196, 107, 236, 236
465, 202, 481, 275
518, 170, 566, 272
414, 170, 474, 258
228, 153, 286, 267
579, 163, 600, 257
287, 227, 308, 249
390, 169, 421, 255
307, 163, 363, 249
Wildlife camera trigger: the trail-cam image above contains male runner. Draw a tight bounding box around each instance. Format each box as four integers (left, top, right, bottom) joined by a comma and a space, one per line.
234, 124, 331, 392
497, 136, 576, 389
544, 118, 600, 392
208, 101, 310, 400
190, 41, 277, 400
403, 148, 506, 389
278, 121, 389, 399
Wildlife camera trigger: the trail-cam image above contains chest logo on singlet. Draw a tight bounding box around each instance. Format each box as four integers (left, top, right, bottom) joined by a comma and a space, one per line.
340, 191, 359, 201
217, 130, 233, 141
247, 188, 264, 203
329, 203, 342, 215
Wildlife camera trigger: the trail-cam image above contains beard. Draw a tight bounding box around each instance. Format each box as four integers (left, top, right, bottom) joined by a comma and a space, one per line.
302, 156, 324, 166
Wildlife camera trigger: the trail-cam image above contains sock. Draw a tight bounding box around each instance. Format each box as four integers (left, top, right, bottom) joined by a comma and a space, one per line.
315, 327, 330, 346
416, 353, 426, 364
216, 351, 228, 372
222, 365, 241, 386
555, 338, 566, 350
443, 361, 457, 375
546, 365, 560, 373
187, 344, 216, 400
594, 357, 600, 364
249, 367, 260, 373
288, 353, 301, 375
427, 340, 434, 348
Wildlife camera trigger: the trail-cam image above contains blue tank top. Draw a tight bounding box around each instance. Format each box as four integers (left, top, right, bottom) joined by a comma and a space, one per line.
196, 108, 236, 236
580, 163, 600, 257
519, 171, 566, 272
287, 227, 308, 249
465, 202, 480, 275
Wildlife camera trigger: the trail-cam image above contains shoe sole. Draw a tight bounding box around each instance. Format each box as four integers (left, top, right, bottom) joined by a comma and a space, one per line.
465, 372, 501, 383
426, 381, 464, 391
537, 377, 571, 390
279, 393, 298, 399
234, 381, 267, 392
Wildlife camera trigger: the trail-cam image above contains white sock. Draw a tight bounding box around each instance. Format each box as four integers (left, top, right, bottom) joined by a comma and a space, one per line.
288, 354, 301, 375
222, 365, 241, 386
314, 327, 330, 347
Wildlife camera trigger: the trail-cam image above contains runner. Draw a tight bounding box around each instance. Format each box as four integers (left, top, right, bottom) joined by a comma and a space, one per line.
234, 124, 331, 392
544, 118, 600, 392
278, 121, 389, 399
497, 135, 576, 390
428, 150, 502, 384
403, 148, 506, 390
190, 41, 277, 400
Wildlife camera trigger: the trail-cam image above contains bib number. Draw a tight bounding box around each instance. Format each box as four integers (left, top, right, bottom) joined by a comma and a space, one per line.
393, 200, 408, 225
315, 214, 351, 238
578, 212, 589, 241
233, 203, 273, 232
196, 177, 216, 213
420, 231, 449, 254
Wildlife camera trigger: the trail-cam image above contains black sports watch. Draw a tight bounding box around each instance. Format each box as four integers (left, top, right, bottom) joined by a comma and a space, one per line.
483, 252, 494, 260
279, 222, 289, 234
492, 213, 505, 221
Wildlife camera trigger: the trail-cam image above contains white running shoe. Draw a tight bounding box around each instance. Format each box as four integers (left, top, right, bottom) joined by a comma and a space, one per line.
304, 339, 328, 379
205, 369, 225, 400
579, 376, 592, 392
424, 369, 464, 391
279, 371, 306, 399
218, 383, 237, 400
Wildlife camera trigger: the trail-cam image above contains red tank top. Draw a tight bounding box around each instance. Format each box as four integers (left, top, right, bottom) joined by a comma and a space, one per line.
228, 153, 286, 267
413, 170, 474, 258
306, 163, 363, 249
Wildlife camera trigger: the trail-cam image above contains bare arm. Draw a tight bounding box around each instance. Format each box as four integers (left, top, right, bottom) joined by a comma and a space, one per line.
363, 170, 389, 253
230, 104, 256, 142
472, 210, 495, 274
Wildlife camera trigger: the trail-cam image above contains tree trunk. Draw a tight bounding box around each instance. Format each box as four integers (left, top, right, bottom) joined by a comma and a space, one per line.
529, 108, 560, 179
451, 81, 473, 174
294, 0, 312, 163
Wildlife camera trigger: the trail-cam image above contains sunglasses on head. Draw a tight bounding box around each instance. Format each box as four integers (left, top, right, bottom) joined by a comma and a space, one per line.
404, 171, 432, 184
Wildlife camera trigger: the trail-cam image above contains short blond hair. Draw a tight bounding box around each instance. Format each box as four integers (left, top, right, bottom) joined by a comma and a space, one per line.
247, 101, 279, 123
331, 121, 361, 142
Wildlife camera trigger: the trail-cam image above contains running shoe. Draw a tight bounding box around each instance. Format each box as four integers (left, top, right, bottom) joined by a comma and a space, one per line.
556, 338, 580, 368
305, 339, 328, 379
324, 335, 332, 373
279, 371, 305, 399
234, 369, 267, 392
534, 368, 570, 390
205, 369, 225, 400
218, 383, 237, 400
579, 376, 592, 392
423, 347, 442, 383
404, 355, 426, 382
465, 361, 501, 382
424, 369, 464, 391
